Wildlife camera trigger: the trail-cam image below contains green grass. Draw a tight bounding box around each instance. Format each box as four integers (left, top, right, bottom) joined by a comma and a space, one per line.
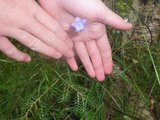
0, 32, 160, 120
0, 0, 160, 120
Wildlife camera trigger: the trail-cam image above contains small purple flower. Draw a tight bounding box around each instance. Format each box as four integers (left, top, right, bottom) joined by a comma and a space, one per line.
71, 17, 87, 32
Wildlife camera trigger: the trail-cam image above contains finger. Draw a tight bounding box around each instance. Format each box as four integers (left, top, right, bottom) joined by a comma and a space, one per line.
24, 20, 74, 58
9, 29, 62, 59
75, 42, 95, 78
97, 34, 113, 75
98, 3, 132, 30
35, 7, 73, 48
0, 37, 31, 62
86, 41, 105, 81
66, 58, 78, 71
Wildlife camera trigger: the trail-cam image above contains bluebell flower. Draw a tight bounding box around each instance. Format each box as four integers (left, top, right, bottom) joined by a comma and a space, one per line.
71, 17, 87, 32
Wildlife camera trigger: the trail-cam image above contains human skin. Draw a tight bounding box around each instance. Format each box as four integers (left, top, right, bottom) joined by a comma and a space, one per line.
39, 0, 132, 81
0, 0, 74, 62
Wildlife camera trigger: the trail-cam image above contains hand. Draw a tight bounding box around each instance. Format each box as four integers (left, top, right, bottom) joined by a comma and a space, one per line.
39, 0, 132, 81
0, 0, 74, 62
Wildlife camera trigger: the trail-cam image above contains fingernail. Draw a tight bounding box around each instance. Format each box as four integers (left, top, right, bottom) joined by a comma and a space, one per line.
97, 75, 105, 82
72, 64, 78, 71
24, 55, 31, 62
104, 63, 113, 75
89, 71, 96, 78
67, 58, 78, 71
70, 62, 78, 71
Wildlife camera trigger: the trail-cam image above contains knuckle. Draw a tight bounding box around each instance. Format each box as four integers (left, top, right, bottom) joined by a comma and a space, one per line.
21, 33, 32, 41
64, 47, 71, 56
96, 8, 105, 21
29, 38, 38, 51
49, 50, 62, 59
91, 8, 102, 20
45, 32, 56, 44
20, 34, 38, 51
8, 47, 18, 56
50, 20, 59, 32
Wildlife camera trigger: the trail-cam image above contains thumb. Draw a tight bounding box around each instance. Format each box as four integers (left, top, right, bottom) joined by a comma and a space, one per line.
98, 4, 132, 30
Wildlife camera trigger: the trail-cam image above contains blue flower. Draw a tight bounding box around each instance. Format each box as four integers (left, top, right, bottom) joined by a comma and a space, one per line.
71, 17, 87, 32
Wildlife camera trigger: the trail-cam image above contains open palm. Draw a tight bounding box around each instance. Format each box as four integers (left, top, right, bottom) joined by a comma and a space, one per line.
39, 0, 132, 81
